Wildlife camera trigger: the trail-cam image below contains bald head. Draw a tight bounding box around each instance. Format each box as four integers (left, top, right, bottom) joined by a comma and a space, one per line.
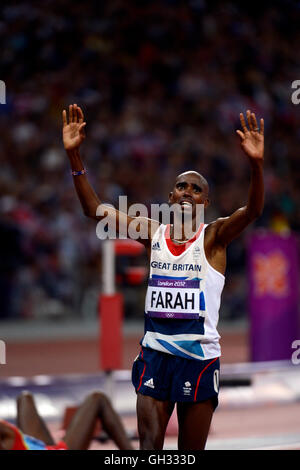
175, 171, 209, 197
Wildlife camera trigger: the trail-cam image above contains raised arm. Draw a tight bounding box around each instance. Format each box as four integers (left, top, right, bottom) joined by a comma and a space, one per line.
214, 110, 264, 247
62, 104, 99, 217
62, 104, 158, 250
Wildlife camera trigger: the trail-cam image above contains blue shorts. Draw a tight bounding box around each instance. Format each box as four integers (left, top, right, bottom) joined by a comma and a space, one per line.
132, 346, 220, 409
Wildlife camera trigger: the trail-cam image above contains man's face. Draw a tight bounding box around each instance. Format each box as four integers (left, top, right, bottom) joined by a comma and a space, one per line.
169, 173, 209, 219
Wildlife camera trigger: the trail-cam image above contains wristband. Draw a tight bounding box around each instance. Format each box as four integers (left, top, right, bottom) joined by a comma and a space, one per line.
71, 168, 87, 176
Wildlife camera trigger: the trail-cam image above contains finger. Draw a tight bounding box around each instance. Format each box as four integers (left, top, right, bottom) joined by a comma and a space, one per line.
251, 112, 258, 131
77, 106, 84, 124
246, 110, 253, 131
236, 130, 245, 141
259, 118, 264, 135
79, 122, 86, 134
62, 110, 67, 127
69, 104, 73, 123
239, 113, 248, 133
73, 103, 78, 123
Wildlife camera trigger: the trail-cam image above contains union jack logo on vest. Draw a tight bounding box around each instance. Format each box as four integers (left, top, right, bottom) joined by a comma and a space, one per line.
152, 241, 161, 251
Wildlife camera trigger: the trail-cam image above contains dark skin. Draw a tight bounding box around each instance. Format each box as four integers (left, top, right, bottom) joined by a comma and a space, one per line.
0, 421, 15, 450
63, 105, 264, 449
0, 391, 133, 450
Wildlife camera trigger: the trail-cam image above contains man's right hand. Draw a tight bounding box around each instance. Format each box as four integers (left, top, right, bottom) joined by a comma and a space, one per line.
62, 104, 86, 151
62, 103, 158, 252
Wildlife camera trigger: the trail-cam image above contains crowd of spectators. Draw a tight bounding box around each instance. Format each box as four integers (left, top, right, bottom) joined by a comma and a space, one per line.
0, 0, 299, 321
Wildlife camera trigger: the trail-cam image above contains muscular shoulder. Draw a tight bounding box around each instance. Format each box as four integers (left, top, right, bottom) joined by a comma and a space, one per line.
205, 218, 228, 244
132, 217, 160, 239
204, 219, 227, 274
131, 217, 160, 256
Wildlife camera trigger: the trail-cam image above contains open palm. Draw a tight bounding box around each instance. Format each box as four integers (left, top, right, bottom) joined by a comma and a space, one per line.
236, 110, 264, 160
62, 104, 86, 151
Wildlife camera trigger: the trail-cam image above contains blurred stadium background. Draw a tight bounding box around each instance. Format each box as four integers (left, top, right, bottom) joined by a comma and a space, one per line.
0, 0, 300, 450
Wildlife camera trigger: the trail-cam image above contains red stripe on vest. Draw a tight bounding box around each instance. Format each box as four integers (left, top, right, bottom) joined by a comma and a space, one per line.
164, 224, 204, 256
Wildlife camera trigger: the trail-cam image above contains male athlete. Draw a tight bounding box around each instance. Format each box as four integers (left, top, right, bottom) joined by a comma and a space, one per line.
0, 390, 133, 450
62, 104, 264, 449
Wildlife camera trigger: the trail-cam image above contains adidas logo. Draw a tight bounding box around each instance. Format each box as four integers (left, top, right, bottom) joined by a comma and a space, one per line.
152, 242, 161, 251
144, 378, 155, 389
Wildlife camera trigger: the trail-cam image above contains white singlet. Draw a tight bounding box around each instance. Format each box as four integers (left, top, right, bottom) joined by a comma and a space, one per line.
141, 223, 225, 360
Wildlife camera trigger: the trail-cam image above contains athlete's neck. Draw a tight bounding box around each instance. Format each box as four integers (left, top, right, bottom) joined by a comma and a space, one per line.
170, 218, 201, 243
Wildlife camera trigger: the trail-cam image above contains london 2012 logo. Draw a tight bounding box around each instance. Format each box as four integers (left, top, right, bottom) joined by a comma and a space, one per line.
252, 251, 289, 297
